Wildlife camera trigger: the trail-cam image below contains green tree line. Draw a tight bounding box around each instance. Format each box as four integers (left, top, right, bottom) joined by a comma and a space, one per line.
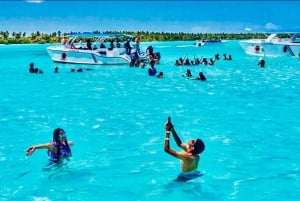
0, 30, 291, 44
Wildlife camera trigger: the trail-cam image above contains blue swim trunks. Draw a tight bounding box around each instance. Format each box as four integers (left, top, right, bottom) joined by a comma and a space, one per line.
176, 171, 204, 181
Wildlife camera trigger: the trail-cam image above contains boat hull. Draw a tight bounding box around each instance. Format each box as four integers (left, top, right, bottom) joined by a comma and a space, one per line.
46, 33, 158, 65
46, 46, 142, 65
239, 33, 300, 57
239, 41, 287, 57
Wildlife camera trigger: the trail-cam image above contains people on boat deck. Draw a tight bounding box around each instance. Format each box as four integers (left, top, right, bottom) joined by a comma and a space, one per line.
116, 39, 121, 48
100, 42, 106, 48
164, 117, 205, 181
78, 40, 83, 49
109, 39, 114, 50
148, 61, 157, 76
195, 72, 206, 81
134, 36, 141, 54
86, 39, 92, 50
258, 58, 265, 68
65, 39, 76, 49
29, 62, 43, 74
124, 38, 132, 55
26, 128, 73, 164
98, 42, 106, 54
61, 38, 66, 45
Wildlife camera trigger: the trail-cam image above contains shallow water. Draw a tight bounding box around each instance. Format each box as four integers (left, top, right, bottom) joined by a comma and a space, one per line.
0, 41, 299, 201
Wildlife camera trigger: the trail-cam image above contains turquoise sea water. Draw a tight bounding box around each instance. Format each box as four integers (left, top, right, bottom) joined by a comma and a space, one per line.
0, 41, 299, 201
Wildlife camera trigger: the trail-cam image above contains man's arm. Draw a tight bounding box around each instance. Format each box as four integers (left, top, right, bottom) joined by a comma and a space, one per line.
171, 127, 188, 152
164, 118, 179, 158
164, 129, 183, 159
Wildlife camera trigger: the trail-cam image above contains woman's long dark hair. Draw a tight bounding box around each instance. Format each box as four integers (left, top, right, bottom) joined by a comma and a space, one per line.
53, 128, 72, 162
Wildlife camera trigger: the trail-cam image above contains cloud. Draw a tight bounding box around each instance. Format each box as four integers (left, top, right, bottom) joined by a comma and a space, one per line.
265, 23, 279, 30
25, 0, 43, 3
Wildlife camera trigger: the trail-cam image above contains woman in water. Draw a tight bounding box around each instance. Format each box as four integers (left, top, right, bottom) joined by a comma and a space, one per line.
26, 128, 73, 164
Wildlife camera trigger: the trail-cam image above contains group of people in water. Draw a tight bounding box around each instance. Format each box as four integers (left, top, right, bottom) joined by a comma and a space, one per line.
175, 53, 232, 67
28, 62, 43, 74
183, 69, 206, 81
26, 116, 205, 182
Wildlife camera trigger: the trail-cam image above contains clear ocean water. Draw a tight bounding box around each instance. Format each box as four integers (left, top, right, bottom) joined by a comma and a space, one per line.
0, 40, 299, 201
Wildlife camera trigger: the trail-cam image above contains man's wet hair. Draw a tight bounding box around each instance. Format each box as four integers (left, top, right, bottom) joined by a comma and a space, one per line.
192, 139, 205, 155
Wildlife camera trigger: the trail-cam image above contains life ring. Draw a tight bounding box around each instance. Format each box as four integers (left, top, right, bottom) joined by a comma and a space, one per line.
255, 46, 260, 52
61, 52, 67, 60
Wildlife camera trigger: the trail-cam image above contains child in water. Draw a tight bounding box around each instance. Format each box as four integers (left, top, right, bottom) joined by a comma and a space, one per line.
26, 128, 73, 165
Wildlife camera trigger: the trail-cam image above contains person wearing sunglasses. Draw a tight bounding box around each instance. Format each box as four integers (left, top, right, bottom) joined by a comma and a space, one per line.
164, 117, 205, 181
26, 128, 73, 164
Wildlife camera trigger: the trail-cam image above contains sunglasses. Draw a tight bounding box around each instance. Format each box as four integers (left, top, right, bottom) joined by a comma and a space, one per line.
59, 133, 66, 138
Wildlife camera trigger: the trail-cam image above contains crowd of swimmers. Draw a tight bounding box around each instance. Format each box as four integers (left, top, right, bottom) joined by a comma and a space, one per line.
29, 63, 94, 74
183, 69, 206, 81
29, 47, 265, 79
175, 53, 232, 66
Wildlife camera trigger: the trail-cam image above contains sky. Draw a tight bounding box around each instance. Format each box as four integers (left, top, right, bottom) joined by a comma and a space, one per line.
0, 0, 299, 34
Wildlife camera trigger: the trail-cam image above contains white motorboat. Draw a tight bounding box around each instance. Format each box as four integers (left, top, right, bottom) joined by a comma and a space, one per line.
47, 33, 160, 65
239, 33, 300, 57
194, 38, 224, 47
194, 40, 206, 47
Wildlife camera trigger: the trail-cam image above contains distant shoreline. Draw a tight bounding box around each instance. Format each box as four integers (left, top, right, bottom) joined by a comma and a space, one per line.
0, 31, 292, 45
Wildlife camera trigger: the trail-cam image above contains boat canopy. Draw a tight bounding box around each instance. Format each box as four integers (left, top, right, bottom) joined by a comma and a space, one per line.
265, 34, 278, 43
289, 33, 300, 43
66, 33, 134, 43
67, 33, 133, 39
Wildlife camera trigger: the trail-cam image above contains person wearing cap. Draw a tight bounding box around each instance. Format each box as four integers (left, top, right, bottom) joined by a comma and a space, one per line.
164, 117, 205, 181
